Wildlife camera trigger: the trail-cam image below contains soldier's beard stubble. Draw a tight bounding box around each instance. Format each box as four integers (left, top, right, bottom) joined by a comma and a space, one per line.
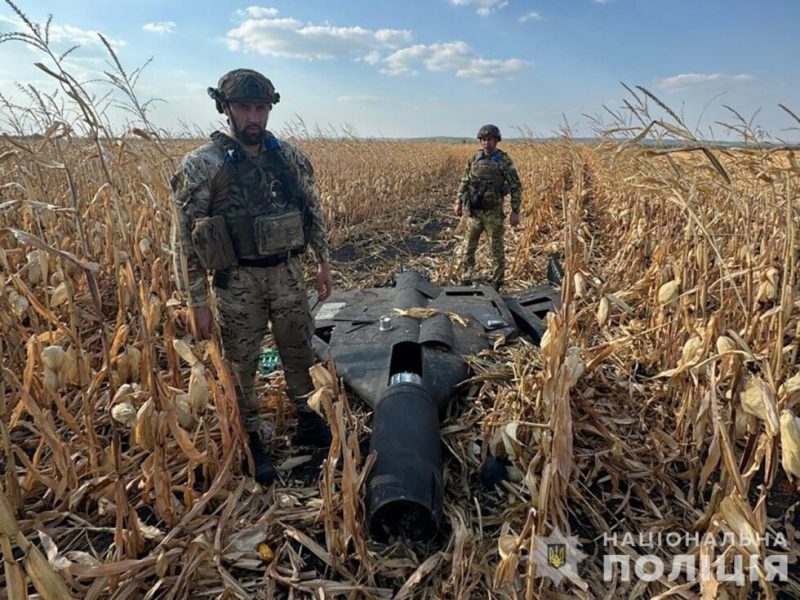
230, 117, 266, 146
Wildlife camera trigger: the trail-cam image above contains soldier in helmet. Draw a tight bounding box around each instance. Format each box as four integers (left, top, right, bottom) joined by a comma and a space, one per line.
170, 69, 334, 485
454, 124, 522, 290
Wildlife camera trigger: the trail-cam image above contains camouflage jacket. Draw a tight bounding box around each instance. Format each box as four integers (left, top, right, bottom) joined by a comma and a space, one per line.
456, 148, 523, 213
171, 132, 330, 307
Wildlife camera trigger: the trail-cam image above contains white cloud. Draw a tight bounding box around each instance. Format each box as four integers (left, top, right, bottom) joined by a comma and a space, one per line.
225, 9, 412, 59
519, 11, 542, 23
142, 21, 176, 35
359, 51, 382, 65
654, 73, 756, 93
382, 41, 529, 83
381, 45, 428, 76
594, 0, 609, 4
450, 0, 509, 16
237, 6, 279, 18
224, 7, 528, 84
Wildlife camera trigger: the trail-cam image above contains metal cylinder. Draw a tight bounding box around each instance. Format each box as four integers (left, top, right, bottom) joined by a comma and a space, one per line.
367, 381, 442, 541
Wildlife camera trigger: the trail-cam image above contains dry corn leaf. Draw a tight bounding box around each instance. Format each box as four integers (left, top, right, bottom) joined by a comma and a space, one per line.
310, 363, 335, 390
502, 422, 521, 459
307, 387, 332, 417
172, 339, 199, 366
38, 530, 72, 571
780, 409, 800, 481
719, 493, 760, 555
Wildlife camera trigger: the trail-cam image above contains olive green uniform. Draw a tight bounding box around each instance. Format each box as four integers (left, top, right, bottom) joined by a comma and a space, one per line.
171, 132, 330, 433
457, 149, 522, 288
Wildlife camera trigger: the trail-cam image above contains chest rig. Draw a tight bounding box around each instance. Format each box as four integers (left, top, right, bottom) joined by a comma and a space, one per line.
467, 151, 506, 211
190, 132, 312, 270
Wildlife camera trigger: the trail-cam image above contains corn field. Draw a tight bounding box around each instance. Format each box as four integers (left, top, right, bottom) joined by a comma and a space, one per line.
2, 5, 800, 599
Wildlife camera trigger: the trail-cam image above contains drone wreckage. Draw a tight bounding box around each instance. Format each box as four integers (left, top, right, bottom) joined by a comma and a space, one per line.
309, 258, 563, 541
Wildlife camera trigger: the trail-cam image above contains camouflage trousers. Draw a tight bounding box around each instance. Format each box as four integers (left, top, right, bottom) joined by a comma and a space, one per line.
462, 208, 505, 287
212, 257, 316, 433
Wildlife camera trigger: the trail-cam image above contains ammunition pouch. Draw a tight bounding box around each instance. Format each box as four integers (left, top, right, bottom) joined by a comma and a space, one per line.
191, 215, 237, 271
469, 193, 483, 211
254, 209, 305, 256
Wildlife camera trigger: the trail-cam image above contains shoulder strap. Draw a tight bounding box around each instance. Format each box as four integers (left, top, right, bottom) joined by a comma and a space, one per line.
210, 131, 246, 164
264, 135, 313, 247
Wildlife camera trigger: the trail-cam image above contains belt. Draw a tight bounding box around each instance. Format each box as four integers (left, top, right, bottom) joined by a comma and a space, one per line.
238, 249, 301, 268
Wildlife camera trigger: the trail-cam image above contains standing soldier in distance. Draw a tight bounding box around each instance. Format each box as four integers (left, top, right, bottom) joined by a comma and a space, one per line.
454, 124, 522, 290
170, 69, 334, 485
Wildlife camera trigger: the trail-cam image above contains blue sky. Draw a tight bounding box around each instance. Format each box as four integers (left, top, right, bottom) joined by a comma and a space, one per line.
1, 0, 798, 140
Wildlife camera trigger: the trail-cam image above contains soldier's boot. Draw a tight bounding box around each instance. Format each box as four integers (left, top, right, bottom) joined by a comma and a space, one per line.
246, 432, 277, 485
293, 410, 332, 448
461, 253, 477, 286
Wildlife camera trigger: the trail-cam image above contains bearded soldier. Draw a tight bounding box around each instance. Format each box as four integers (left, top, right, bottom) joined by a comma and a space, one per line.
454, 124, 522, 290
170, 69, 334, 485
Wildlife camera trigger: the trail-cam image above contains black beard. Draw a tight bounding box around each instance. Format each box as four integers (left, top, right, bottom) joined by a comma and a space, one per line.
238, 126, 265, 146
229, 115, 266, 146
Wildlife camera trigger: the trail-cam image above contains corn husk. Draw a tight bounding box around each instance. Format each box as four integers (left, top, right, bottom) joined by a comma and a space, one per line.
174, 393, 194, 429
596, 296, 609, 327
50, 281, 69, 306
658, 278, 681, 305
41, 346, 66, 371
187, 363, 210, 414
779, 372, 800, 402
780, 410, 800, 481
573, 272, 586, 299
680, 336, 704, 366
8, 290, 29, 317
43, 369, 60, 394
111, 402, 137, 427
564, 346, 585, 387
172, 339, 199, 366
134, 398, 156, 451
740, 375, 779, 436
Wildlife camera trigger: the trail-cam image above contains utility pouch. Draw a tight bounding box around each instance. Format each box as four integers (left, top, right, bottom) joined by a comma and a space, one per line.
480, 191, 498, 209
190, 215, 237, 270
211, 269, 230, 290
469, 193, 483, 211
254, 210, 305, 256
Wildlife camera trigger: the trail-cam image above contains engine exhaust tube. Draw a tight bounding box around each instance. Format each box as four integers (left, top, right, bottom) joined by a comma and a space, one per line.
367, 379, 443, 541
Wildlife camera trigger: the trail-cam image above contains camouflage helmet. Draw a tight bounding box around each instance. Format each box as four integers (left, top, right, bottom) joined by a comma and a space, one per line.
477, 124, 501, 141
207, 69, 280, 113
